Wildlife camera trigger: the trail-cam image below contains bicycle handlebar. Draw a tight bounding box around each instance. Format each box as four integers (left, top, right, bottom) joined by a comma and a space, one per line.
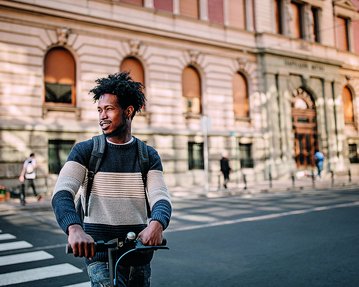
66, 235, 168, 254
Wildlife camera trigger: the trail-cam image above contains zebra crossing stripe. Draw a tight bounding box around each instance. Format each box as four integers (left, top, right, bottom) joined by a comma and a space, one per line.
62, 282, 90, 287
0, 251, 54, 266
0, 241, 32, 252
0, 234, 16, 241
0, 263, 82, 286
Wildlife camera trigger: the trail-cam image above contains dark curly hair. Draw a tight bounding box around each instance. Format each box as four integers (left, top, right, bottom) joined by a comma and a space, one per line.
89, 72, 146, 116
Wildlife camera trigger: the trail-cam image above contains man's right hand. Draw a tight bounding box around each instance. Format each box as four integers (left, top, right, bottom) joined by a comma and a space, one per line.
68, 224, 95, 259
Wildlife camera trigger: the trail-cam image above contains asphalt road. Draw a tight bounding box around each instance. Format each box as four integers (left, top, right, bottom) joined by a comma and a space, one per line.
0, 187, 358, 287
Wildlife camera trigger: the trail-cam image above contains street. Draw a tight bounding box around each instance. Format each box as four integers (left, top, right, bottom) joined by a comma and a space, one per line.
0, 187, 359, 286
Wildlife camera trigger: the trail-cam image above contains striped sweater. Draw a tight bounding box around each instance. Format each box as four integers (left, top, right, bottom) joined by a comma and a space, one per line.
52, 137, 172, 263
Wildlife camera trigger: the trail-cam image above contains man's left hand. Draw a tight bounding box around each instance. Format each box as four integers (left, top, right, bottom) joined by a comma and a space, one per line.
138, 220, 163, 246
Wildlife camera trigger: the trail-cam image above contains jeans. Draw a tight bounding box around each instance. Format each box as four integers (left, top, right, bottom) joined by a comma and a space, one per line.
87, 261, 151, 287
20, 179, 37, 204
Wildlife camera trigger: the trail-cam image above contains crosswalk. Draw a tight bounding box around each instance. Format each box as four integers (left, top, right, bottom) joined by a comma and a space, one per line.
0, 229, 90, 286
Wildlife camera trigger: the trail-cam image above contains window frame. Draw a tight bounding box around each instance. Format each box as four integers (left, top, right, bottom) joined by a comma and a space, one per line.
188, 142, 205, 170
239, 143, 254, 168
43, 47, 79, 117
48, 139, 75, 174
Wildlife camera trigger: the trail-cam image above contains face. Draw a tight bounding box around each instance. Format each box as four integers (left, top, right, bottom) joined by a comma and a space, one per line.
97, 93, 128, 138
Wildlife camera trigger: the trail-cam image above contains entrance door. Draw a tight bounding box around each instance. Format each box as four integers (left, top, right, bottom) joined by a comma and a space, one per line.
292, 89, 318, 169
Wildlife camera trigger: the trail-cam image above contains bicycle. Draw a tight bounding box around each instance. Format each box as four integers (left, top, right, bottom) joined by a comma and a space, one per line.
66, 232, 169, 287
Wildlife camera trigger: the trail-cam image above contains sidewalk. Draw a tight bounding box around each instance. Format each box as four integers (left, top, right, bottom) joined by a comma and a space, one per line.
1, 174, 358, 213
170, 174, 359, 198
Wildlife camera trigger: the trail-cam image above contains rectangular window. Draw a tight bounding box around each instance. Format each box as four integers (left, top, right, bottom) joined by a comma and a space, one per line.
48, 140, 75, 174
290, 1, 304, 39
119, 0, 143, 6
336, 16, 350, 51
312, 6, 321, 43
239, 143, 254, 168
154, 0, 173, 12
349, 144, 359, 164
188, 142, 204, 170
274, 0, 283, 34
180, 0, 199, 19
228, 0, 246, 30
208, 0, 224, 25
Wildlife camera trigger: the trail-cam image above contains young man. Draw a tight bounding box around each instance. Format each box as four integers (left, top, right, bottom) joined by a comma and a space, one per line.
19, 153, 40, 205
52, 72, 172, 286
314, 150, 325, 178
220, 152, 231, 189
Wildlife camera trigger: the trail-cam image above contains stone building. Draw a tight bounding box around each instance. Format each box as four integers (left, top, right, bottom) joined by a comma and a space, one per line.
0, 0, 358, 194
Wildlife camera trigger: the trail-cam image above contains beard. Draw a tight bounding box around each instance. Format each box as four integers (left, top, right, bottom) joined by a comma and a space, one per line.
102, 113, 128, 138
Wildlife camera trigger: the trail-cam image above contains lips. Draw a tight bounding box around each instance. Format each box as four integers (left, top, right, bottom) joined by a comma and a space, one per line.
100, 120, 111, 129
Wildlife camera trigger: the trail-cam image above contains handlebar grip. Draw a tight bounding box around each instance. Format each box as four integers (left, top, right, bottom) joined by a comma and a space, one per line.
66, 240, 107, 254
66, 244, 73, 254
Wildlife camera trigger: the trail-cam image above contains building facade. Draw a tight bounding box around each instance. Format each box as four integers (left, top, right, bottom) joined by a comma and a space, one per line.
0, 0, 358, 193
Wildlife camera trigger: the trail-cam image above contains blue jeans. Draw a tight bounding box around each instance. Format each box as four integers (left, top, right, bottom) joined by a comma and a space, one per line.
87, 261, 151, 287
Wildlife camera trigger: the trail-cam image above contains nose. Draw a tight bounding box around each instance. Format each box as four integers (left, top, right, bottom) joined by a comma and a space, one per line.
99, 109, 107, 119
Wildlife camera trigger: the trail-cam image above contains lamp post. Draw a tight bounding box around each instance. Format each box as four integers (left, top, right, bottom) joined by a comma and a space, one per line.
201, 115, 210, 195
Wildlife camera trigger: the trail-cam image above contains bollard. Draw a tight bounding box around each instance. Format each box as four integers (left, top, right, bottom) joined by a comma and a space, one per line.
291, 172, 295, 188
218, 174, 221, 190
330, 170, 334, 187
311, 169, 316, 188
348, 169, 352, 183
243, 174, 247, 190
269, 172, 272, 189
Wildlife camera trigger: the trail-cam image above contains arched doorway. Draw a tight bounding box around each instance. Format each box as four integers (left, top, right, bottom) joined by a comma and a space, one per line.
292, 88, 318, 169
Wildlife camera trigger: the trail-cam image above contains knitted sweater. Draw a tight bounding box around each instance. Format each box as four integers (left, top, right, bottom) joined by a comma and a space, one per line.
52, 137, 172, 263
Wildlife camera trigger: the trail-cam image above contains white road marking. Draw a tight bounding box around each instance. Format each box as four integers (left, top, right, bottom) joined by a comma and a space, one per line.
62, 282, 90, 287
0, 233, 16, 240
0, 263, 82, 286
0, 241, 32, 251
0, 250, 54, 266
167, 201, 359, 232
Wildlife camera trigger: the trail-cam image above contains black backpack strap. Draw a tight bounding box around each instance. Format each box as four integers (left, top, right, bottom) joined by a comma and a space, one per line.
84, 134, 106, 216
136, 138, 151, 217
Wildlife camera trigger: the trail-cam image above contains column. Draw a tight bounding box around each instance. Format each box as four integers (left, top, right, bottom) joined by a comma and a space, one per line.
200, 0, 208, 21
144, 0, 154, 9
277, 73, 293, 167
245, 0, 254, 31
173, 0, 180, 15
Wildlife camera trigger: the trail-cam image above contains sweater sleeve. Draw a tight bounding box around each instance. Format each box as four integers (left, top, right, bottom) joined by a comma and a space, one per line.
52, 190, 83, 234
147, 146, 172, 230
51, 141, 90, 234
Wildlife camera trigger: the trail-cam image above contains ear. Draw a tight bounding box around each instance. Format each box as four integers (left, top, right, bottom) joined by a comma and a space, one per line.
126, 106, 135, 118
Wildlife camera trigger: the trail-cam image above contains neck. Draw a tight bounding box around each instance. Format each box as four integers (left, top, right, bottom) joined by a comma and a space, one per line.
107, 132, 132, 144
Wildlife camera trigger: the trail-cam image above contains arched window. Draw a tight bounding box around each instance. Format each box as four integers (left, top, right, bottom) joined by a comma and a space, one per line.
342, 86, 354, 124
120, 57, 145, 85
182, 66, 202, 114
233, 72, 249, 118
120, 57, 145, 110
180, 0, 199, 19
44, 47, 76, 105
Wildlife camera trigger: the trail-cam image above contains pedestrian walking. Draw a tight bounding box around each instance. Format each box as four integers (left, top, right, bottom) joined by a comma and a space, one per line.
314, 150, 325, 178
52, 72, 172, 287
220, 152, 231, 189
19, 153, 41, 205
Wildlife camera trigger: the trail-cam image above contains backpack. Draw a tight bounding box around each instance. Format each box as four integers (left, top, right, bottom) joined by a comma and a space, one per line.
26, 161, 34, 174
76, 134, 150, 222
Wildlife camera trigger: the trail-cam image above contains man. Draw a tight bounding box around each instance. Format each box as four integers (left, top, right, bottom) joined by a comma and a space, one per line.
220, 152, 231, 189
19, 153, 40, 205
52, 72, 172, 286
314, 150, 325, 178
